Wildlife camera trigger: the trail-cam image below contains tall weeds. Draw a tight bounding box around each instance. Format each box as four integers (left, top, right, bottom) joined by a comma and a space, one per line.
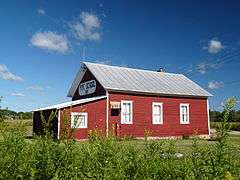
0, 97, 239, 179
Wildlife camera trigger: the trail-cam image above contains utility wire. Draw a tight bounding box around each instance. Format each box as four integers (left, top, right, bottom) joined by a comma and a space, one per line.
185, 50, 240, 77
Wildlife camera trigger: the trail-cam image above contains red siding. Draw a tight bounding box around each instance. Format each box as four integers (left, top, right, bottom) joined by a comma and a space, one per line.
59, 98, 106, 139
108, 92, 209, 137
59, 91, 209, 139
72, 69, 106, 101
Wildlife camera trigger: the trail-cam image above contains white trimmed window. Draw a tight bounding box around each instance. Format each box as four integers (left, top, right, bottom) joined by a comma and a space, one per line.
121, 100, 133, 124
71, 112, 88, 128
152, 102, 163, 124
180, 104, 190, 124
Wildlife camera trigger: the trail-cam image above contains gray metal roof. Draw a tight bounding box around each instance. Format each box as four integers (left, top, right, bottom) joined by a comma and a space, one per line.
68, 61, 212, 97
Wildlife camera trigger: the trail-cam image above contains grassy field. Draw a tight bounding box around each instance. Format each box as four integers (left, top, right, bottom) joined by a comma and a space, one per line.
1, 119, 240, 179
211, 121, 240, 131
2, 119, 240, 155
2, 119, 240, 153
108, 133, 240, 154
4, 119, 33, 136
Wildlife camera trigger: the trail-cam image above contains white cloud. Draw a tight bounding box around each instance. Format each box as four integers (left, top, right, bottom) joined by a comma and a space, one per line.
70, 12, 101, 41
196, 62, 207, 74
37, 9, 45, 15
0, 64, 23, 81
196, 62, 220, 74
31, 31, 69, 53
27, 86, 44, 92
11, 93, 25, 97
204, 40, 224, 54
208, 81, 224, 89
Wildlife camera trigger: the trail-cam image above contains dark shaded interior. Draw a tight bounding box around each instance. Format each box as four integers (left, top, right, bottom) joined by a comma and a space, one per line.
33, 109, 58, 138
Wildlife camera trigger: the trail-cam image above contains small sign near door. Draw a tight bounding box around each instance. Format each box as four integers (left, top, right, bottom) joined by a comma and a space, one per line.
110, 101, 121, 109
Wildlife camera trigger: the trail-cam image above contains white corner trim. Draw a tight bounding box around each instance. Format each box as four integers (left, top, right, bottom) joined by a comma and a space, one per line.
180, 103, 190, 124
207, 99, 210, 136
106, 91, 109, 137
57, 110, 60, 139
152, 102, 163, 124
121, 100, 133, 124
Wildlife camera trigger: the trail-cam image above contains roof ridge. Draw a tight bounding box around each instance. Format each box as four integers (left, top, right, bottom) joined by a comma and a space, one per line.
83, 61, 183, 76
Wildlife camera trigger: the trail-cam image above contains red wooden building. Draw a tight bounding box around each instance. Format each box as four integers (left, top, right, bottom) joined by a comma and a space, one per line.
33, 62, 212, 139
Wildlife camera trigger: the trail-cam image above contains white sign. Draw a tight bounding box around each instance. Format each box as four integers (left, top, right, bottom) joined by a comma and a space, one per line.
110, 101, 121, 109
79, 80, 96, 96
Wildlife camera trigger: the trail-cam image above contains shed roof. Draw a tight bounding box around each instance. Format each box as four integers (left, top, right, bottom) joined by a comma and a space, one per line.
68, 61, 212, 98
33, 95, 106, 111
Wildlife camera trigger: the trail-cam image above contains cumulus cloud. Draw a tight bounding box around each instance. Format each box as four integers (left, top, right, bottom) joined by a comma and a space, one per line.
31, 31, 69, 53
11, 93, 25, 97
203, 40, 224, 54
27, 86, 44, 92
0, 64, 23, 81
208, 81, 224, 89
70, 12, 101, 41
37, 9, 45, 15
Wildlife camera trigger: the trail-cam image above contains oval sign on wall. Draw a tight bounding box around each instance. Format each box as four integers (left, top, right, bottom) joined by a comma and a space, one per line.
79, 80, 96, 96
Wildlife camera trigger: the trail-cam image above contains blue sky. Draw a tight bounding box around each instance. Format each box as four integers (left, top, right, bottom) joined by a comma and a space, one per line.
0, 0, 240, 112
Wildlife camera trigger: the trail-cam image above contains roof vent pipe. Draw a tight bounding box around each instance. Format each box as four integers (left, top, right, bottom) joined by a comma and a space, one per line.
157, 67, 165, 72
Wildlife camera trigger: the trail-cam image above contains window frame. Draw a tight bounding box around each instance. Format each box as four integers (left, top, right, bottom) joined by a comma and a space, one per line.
152, 102, 163, 124
180, 103, 190, 124
121, 100, 133, 124
71, 112, 88, 128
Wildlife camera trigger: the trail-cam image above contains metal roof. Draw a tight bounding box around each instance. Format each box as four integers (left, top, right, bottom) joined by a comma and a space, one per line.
68, 61, 212, 98
33, 95, 106, 111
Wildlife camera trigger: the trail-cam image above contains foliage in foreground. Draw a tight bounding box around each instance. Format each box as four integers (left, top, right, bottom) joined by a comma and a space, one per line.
0, 97, 239, 180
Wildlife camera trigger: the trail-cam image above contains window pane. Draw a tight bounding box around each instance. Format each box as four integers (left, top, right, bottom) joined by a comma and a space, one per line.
153, 104, 162, 124
122, 102, 132, 124
181, 105, 189, 123
72, 113, 87, 128
125, 113, 130, 122
78, 115, 85, 126
153, 105, 160, 114
126, 103, 130, 114
154, 114, 160, 123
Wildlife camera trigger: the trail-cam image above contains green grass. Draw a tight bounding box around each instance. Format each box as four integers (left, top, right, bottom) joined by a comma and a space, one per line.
211, 121, 240, 131
0, 120, 240, 179
4, 119, 32, 136
2, 119, 240, 152
228, 134, 240, 148
95, 134, 240, 154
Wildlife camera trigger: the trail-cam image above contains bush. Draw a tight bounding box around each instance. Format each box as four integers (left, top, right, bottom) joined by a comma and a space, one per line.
0, 123, 239, 179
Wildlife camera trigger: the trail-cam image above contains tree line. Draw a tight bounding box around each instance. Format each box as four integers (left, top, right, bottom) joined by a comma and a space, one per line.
210, 109, 240, 122
0, 109, 32, 120
0, 96, 32, 120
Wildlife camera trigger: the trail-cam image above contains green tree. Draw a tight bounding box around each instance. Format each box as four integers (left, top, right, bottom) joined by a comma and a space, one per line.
0, 96, 4, 122
210, 110, 223, 122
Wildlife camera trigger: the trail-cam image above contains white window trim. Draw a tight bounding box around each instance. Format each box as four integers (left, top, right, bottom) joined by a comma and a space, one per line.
180, 103, 190, 124
121, 100, 133, 124
71, 112, 88, 128
152, 102, 163, 124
